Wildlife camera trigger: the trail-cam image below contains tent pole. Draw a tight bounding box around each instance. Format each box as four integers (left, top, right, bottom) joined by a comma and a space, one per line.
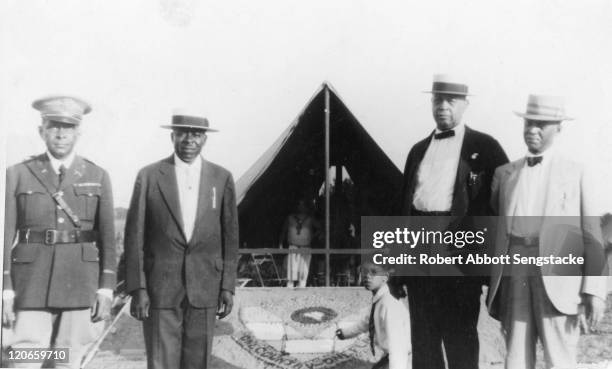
324, 85, 331, 287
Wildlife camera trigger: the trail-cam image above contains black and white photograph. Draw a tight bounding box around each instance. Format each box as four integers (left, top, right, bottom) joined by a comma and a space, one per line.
1, 1, 612, 368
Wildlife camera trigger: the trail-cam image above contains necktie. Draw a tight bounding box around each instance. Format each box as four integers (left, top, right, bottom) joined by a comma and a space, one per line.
58, 165, 67, 186
527, 156, 543, 167
434, 130, 455, 140
369, 302, 377, 356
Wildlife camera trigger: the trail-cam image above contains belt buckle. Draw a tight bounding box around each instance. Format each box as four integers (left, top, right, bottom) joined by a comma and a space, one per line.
44, 229, 58, 245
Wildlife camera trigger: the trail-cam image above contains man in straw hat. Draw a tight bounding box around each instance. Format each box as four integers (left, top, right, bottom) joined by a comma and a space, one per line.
487, 94, 607, 368
124, 110, 238, 369
399, 74, 508, 369
2, 96, 116, 368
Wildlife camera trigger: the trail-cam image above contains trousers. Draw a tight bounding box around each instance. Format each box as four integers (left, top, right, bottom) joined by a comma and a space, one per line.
500, 244, 579, 369
9, 309, 102, 369
406, 277, 481, 369
143, 299, 216, 369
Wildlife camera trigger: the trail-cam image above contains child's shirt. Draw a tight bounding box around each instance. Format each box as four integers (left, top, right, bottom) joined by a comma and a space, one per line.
342, 284, 412, 369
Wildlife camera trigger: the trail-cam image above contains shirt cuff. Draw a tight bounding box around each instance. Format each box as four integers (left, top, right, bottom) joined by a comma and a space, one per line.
3, 290, 15, 300
96, 288, 114, 300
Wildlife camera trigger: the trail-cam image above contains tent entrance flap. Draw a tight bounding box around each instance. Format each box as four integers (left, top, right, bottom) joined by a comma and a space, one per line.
236, 82, 403, 286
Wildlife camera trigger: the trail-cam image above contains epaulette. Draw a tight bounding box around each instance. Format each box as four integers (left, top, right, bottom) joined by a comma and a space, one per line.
82, 157, 98, 166
22, 155, 37, 163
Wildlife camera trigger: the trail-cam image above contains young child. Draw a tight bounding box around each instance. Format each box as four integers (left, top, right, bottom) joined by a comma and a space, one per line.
336, 262, 411, 369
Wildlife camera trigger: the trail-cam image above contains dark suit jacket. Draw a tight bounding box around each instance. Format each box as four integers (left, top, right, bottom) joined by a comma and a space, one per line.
399, 126, 508, 280
124, 156, 239, 309
400, 126, 508, 217
4, 154, 116, 309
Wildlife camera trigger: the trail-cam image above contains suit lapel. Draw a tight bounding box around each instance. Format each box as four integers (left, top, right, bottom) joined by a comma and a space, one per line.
25, 154, 60, 192
451, 126, 473, 215
191, 159, 213, 244
543, 155, 566, 216
157, 156, 186, 242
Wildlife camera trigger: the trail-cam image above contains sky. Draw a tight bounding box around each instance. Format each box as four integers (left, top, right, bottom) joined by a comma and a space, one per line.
1, 0, 612, 210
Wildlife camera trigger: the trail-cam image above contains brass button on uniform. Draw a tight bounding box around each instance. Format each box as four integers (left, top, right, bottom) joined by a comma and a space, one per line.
58, 217, 65, 224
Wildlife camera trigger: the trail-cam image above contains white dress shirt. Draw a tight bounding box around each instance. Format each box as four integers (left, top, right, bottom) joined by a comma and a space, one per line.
412, 123, 465, 212
510, 147, 556, 236
174, 154, 202, 241
46, 151, 75, 174
343, 284, 412, 369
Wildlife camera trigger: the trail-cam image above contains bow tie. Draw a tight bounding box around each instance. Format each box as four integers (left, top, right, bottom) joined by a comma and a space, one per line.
527, 156, 543, 167
434, 130, 455, 140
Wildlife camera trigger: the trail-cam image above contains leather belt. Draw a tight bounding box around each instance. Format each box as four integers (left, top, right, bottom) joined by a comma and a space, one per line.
509, 235, 539, 247
18, 229, 98, 245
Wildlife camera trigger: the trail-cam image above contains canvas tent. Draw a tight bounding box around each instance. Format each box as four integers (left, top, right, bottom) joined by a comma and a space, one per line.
236, 83, 403, 262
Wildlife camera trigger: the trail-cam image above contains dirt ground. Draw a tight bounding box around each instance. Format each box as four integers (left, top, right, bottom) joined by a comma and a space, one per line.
81, 287, 612, 369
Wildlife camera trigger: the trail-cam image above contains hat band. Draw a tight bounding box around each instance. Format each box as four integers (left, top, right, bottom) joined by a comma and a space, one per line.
431, 82, 468, 95
43, 114, 81, 125
172, 115, 210, 129
525, 103, 565, 118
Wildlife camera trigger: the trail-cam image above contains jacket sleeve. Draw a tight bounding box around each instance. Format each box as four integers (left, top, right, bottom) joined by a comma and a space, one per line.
3, 167, 18, 291
341, 308, 369, 339
395, 147, 416, 216
579, 165, 607, 299
486, 139, 509, 215
220, 172, 239, 293
97, 169, 117, 290
124, 169, 148, 294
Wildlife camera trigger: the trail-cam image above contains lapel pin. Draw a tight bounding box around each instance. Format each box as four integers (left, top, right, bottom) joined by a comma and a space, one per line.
471, 153, 479, 160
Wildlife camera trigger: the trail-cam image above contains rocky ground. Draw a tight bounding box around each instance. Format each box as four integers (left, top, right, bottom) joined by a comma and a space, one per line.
81, 287, 612, 369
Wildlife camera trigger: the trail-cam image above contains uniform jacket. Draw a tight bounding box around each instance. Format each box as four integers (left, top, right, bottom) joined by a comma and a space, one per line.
124, 155, 239, 309
3, 154, 116, 309
343, 284, 411, 369
487, 155, 607, 318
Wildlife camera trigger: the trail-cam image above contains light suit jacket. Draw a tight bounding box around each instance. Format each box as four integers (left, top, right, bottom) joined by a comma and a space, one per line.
487, 155, 606, 318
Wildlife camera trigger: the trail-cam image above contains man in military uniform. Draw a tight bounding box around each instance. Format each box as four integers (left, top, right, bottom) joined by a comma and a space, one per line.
2, 96, 116, 368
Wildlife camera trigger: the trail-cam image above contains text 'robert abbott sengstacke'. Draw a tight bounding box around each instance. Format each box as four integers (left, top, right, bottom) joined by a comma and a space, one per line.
361, 217, 590, 277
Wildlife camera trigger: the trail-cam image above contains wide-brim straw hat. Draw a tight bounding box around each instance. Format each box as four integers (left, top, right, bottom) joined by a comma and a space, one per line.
161, 109, 218, 131
514, 94, 573, 121
423, 74, 471, 96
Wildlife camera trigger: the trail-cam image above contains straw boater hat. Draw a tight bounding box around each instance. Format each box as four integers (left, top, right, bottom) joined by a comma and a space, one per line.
514, 94, 573, 121
32, 95, 92, 125
160, 109, 218, 132
423, 74, 471, 96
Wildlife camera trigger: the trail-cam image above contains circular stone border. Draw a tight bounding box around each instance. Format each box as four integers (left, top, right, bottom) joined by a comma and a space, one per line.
290, 306, 338, 325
